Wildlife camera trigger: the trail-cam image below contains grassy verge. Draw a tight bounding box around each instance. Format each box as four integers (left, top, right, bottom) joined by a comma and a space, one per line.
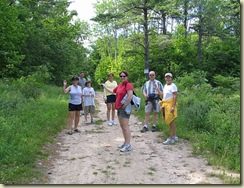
0, 80, 68, 184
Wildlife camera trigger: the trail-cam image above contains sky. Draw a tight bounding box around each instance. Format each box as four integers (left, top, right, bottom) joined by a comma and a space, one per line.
68, 0, 97, 22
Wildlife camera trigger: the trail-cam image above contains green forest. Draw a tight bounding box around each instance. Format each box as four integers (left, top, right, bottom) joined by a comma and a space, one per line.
0, 0, 240, 184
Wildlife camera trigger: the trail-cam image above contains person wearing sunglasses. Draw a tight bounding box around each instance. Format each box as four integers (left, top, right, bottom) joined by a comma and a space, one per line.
63, 76, 83, 135
102, 70, 133, 152
141, 71, 164, 133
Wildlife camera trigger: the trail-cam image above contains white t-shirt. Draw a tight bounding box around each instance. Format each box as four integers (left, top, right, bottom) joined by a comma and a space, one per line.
163, 83, 178, 100
82, 87, 95, 106
69, 85, 82, 105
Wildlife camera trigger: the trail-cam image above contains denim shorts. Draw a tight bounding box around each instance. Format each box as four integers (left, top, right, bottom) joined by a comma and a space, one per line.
117, 108, 130, 119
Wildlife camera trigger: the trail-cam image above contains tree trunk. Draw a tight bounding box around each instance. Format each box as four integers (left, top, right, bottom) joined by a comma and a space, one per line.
143, 6, 149, 78
197, 0, 203, 66
183, 0, 188, 38
162, 11, 167, 35
113, 29, 118, 71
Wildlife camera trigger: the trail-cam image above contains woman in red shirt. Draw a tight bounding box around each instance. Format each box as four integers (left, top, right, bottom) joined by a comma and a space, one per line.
102, 70, 133, 152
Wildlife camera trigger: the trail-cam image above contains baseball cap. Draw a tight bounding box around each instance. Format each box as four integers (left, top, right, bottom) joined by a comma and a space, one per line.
71, 76, 79, 81
165, 73, 173, 77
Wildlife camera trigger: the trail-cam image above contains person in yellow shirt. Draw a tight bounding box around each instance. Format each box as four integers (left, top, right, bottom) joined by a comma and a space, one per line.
103, 73, 118, 126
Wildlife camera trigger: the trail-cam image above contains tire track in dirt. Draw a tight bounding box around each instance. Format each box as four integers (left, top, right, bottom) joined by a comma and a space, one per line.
43, 92, 225, 184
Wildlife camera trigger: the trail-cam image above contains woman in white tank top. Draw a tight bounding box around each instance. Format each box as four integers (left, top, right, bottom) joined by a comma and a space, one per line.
63, 76, 82, 135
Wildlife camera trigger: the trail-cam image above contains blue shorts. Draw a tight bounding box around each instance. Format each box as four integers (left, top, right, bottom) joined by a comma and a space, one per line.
106, 95, 116, 103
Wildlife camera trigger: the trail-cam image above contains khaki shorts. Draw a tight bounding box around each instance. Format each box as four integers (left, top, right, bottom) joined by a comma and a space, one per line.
145, 101, 160, 113
84, 105, 95, 115
117, 108, 130, 119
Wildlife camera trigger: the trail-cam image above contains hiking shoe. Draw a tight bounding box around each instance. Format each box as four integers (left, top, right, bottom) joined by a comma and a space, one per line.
107, 121, 113, 126
112, 120, 118, 126
67, 131, 73, 135
141, 126, 149, 133
91, 119, 95, 124
120, 144, 132, 152
173, 136, 179, 141
151, 126, 157, 132
74, 129, 81, 133
118, 143, 126, 149
163, 138, 175, 145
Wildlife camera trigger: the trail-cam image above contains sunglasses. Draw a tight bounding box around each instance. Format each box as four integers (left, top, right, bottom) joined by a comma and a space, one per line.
120, 75, 127, 78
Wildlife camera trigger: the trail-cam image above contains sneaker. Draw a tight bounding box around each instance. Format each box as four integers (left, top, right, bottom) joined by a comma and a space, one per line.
151, 126, 157, 132
163, 138, 175, 145
112, 120, 117, 126
173, 136, 179, 141
107, 121, 113, 126
120, 144, 132, 152
67, 131, 73, 135
141, 126, 149, 133
118, 143, 126, 149
74, 129, 81, 133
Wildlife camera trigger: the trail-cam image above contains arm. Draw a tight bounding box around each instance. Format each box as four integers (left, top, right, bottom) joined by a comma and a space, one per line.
102, 84, 114, 94
103, 83, 107, 101
171, 92, 177, 112
92, 88, 95, 97
154, 83, 163, 97
63, 80, 71, 94
142, 84, 148, 99
122, 90, 133, 109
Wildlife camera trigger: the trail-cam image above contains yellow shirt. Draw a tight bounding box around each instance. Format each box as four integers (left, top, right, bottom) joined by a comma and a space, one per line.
103, 80, 117, 100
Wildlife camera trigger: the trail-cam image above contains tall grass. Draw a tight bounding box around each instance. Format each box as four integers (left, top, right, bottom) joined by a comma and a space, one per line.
0, 79, 68, 184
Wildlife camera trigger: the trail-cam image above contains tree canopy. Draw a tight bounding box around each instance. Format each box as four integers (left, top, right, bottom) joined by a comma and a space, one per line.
0, 0, 240, 86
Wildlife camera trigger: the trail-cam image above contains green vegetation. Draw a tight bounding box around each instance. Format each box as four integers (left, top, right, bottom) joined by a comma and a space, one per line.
0, 0, 240, 184
134, 71, 240, 178
0, 79, 68, 184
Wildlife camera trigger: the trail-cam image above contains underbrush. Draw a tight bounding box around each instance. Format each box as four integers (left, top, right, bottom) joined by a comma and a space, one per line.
134, 71, 240, 184
0, 79, 68, 184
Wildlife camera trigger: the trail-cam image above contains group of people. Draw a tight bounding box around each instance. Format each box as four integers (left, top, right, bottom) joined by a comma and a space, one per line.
63, 70, 178, 152
63, 71, 96, 135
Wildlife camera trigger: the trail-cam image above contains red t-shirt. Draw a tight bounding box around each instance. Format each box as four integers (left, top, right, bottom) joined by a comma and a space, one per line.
113, 80, 134, 109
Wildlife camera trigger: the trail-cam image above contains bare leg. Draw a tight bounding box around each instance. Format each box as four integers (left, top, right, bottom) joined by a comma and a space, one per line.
67, 111, 75, 131
111, 103, 116, 121
144, 112, 150, 125
106, 103, 112, 121
74, 111, 80, 129
169, 120, 176, 138
153, 111, 158, 125
118, 117, 131, 144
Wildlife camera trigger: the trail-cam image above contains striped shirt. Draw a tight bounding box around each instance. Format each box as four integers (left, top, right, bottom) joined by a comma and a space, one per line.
142, 79, 163, 96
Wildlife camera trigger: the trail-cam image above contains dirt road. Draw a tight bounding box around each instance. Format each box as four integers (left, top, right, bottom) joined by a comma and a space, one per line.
42, 92, 225, 184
